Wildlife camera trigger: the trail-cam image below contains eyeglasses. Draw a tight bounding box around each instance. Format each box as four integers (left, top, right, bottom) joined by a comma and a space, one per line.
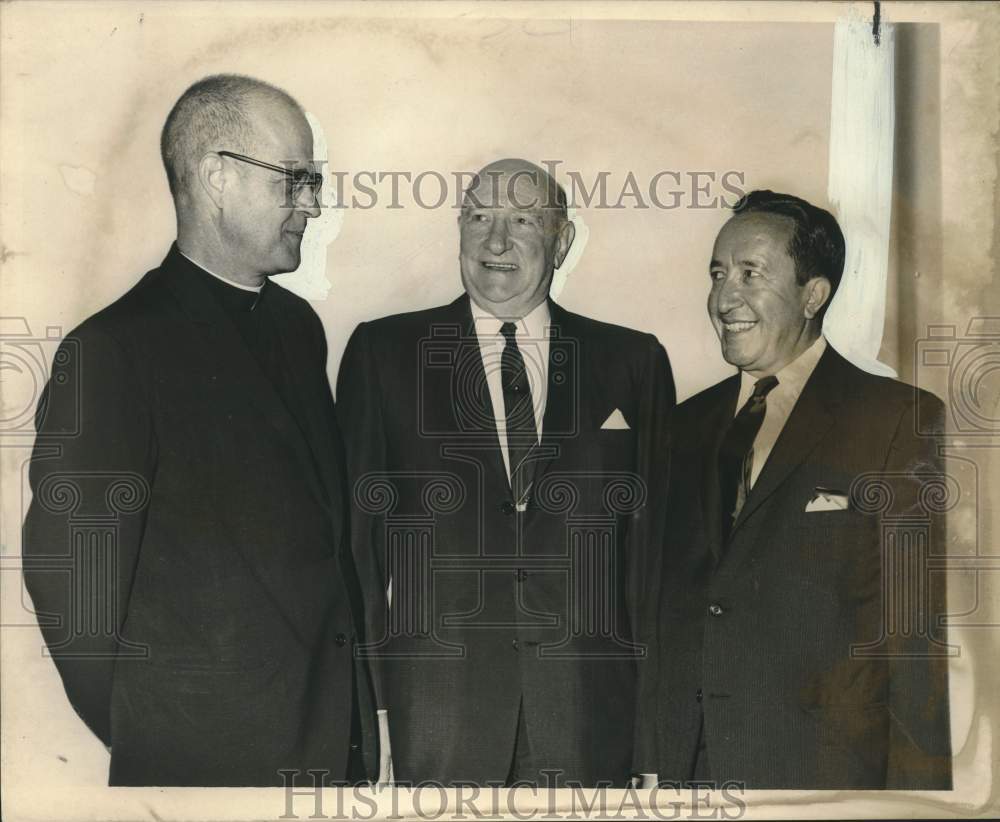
217, 151, 323, 204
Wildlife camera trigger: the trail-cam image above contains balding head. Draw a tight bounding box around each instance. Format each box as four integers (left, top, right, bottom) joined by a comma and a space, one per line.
161, 74, 305, 200
165, 74, 320, 287
458, 158, 575, 319
462, 158, 568, 225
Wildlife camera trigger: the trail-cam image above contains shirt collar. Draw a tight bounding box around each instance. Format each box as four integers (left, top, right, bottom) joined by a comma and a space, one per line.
470, 298, 551, 342
178, 249, 264, 294
737, 335, 827, 410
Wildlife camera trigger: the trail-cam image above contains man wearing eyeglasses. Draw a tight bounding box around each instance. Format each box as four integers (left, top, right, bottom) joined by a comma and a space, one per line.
22, 74, 373, 786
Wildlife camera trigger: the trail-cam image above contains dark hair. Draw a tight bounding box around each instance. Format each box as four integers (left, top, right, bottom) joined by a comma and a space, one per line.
732, 189, 845, 316
160, 74, 303, 198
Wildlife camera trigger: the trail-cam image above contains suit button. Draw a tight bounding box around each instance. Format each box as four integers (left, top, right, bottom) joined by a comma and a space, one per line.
696, 688, 703, 703
335, 633, 348, 646
708, 604, 723, 617
500, 501, 515, 515
512, 638, 520, 650
514, 569, 528, 583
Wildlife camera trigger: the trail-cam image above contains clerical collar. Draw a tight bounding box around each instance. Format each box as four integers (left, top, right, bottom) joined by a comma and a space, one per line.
177, 248, 264, 314
177, 249, 264, 294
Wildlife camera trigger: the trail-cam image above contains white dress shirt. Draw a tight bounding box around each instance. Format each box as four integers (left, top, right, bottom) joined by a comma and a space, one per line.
736, 335, 827, 489
471, 299, 551, 481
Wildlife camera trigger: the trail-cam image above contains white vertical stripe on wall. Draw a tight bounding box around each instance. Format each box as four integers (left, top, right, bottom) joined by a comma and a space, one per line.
273, 111, 343, 301
824, 11, 897, 377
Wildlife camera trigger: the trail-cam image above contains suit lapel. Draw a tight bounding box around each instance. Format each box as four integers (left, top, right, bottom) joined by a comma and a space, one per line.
528, 301, 577, 495
159, 248, 331, 515
728, 346, 842, 538
699, 376, 741, 562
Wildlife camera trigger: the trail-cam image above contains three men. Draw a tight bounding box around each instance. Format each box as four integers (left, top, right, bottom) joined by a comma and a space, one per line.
337, 159, 675, 786
642, 191, 951, 789
22, 75, 372, 786
22, 74, 952, 789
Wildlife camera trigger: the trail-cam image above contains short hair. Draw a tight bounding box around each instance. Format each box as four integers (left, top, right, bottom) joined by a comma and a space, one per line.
732, 189, 845, 315
160, 74, 303, 197
463, 160, 569, 224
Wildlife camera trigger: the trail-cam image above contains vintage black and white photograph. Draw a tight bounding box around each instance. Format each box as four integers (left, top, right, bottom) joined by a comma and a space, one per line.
1, 1, 997, 819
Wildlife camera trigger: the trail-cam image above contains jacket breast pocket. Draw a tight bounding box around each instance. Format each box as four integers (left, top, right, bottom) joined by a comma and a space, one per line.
795, 507, 876, 537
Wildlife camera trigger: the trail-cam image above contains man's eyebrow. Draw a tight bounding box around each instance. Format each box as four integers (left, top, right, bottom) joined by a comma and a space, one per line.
737, 256, 766, 267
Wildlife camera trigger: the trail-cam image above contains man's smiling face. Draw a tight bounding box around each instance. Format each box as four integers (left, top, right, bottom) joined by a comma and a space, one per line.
708, 211, 821, 377
458, 161, 573, 319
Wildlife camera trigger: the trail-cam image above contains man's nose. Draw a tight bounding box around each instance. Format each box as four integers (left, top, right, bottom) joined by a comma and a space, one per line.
294, 186, 322, 217
486, 217, 512, 254
715, 272, 744, 313
295, 192, 321, 219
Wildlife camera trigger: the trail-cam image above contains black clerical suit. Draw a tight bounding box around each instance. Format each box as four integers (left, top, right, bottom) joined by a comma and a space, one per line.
22, 245, 373, 786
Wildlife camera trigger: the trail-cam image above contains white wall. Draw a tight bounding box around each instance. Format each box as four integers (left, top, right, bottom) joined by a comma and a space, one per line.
3, 12, 834, 402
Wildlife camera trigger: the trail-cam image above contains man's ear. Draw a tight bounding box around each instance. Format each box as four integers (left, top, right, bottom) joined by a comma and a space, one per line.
554, 219, 576, 270
803, 276, 832, 320
198, 153, 227, 209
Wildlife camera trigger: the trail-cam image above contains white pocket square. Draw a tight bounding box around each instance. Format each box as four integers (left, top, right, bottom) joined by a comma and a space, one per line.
601, 409, 630, 430
805, 489, 849, 512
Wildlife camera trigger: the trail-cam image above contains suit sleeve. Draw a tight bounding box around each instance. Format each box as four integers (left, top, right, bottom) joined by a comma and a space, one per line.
335, 322, 390, 710
629, 335, 676, 775
22, 323, 154, 747
882, 389, 952, 789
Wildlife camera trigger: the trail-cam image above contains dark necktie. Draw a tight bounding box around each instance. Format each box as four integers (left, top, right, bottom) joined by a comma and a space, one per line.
718, 375, 778, 541
500, 321, 539, 506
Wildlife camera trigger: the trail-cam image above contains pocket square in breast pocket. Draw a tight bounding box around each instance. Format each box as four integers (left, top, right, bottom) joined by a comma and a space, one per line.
805, 488, 849, 512
601, 408, 630, 430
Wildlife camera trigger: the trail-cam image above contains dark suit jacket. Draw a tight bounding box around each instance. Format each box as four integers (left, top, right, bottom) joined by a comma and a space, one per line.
22, 246, 374, 786
644, 344, 951, 789
336, 294, 675, 786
